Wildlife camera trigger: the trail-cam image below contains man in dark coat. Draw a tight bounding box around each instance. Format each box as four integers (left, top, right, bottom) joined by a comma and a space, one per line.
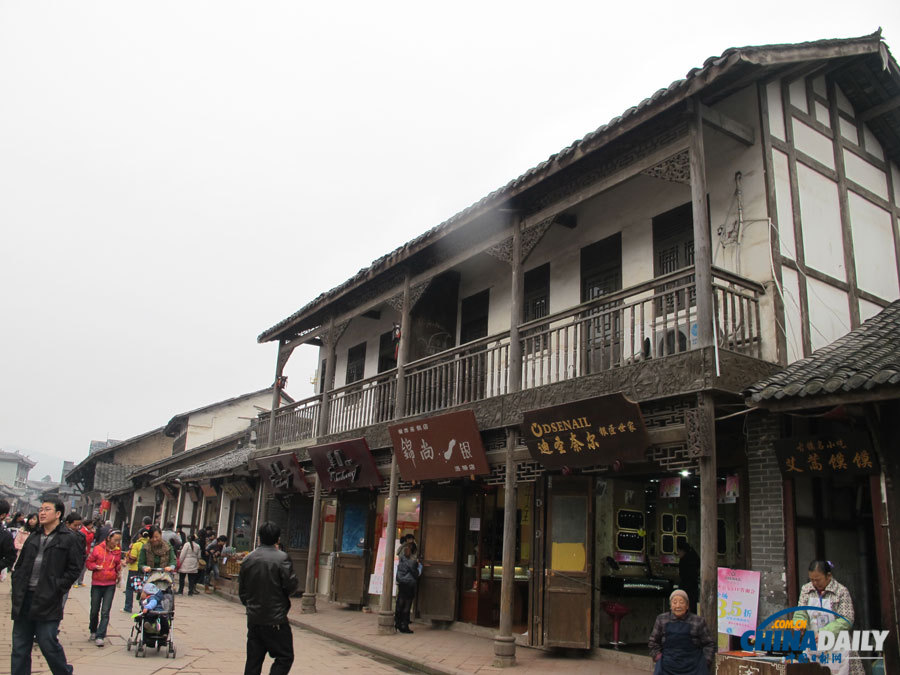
238, 521, 298, 675
676, 539, 701, 614
0, 499, 18, 573
11, 499, 83, 675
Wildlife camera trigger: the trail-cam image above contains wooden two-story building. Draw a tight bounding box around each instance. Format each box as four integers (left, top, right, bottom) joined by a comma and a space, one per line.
251, 32, 900, 663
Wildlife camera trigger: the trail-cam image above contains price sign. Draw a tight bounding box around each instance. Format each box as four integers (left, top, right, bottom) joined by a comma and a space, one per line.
717, 567, 760, 635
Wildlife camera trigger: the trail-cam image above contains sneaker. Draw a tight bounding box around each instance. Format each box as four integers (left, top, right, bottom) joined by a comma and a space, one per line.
95, 638, 104, 647
89, 633, 96, 641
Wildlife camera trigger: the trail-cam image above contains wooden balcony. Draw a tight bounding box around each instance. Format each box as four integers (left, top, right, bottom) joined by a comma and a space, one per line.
257, 266, 764, 449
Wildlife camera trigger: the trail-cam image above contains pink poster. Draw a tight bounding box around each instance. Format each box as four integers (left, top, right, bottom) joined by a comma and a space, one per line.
717, 567, 760, 635
659, 477, 681, 498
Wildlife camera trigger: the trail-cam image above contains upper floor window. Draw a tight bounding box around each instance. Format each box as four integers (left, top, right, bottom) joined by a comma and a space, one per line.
345, 342, 367, 384
652, 202, 694, 277
580, 233, 622, 302
378, 330, 398, 373
524, 263, 550, 323
460, 289, 490, 343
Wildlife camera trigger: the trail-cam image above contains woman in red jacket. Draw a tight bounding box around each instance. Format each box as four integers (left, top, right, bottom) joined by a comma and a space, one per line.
85, 530, 122, 647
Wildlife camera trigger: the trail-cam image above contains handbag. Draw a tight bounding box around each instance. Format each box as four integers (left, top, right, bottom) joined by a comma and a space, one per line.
198, 559, 207, 569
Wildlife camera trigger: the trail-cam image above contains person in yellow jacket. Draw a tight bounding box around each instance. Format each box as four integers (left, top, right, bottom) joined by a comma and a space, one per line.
123, 530, 150, 613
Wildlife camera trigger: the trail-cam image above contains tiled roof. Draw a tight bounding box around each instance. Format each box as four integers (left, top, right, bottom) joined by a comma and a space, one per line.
258, 31, 896, 343
178, 446, 252, 481
745, 301, 900, 404
94, 462, 143, 493
89, 440, 121, 455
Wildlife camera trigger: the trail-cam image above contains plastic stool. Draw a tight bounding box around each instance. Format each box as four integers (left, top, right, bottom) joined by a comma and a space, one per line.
602, 601, 630, 649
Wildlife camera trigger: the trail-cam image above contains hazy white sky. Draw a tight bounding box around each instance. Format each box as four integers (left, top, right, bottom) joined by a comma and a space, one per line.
1, 1, 897, 479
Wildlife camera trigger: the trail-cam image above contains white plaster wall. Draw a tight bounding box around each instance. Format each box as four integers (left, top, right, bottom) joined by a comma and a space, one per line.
796, 164, 845, 280
185, 392, 272, 451
772, 149, 796, 258
130, 487, 156, 528
792, 119, 834, 170
788, 78, 807, 114
766, 81, 785, 141
863, 126, 884, 160
859, 298, 885, 323
843, 150, 889, 200
806, 278, 851, 352
780, 267, 804, 364
847, 193, 900, 300
331, 307, 401, 388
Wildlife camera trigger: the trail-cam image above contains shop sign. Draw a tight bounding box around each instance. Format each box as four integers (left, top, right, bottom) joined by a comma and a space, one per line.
387, 409, 489, 482
717, 568, 761, 635
255, 452, 309, 495
521, 393, 650, 469
775, 432, 878, 477
308, 437, 383, 490
222, 479, 254, 499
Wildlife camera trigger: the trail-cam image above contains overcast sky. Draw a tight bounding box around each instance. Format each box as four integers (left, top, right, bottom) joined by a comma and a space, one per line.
1, 2, 897, 480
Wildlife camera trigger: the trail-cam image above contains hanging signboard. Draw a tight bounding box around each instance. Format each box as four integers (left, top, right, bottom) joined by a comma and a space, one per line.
717, 567, 761, 635
387, 409, 489, 481
255, 452, 310, 495
307, 437, 383, 490
521, 393, 650, 469
774, 433, 878, 478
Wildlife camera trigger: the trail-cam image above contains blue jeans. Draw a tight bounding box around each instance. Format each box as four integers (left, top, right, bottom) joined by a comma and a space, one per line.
124, 570, 140, 611
11, 591, 73, 675
89, 584, 116, 638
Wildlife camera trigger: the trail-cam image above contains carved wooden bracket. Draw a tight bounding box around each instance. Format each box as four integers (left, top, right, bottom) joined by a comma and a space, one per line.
641, 149, 690, 185
486, 218, 554, 265
685, 407, 712, 458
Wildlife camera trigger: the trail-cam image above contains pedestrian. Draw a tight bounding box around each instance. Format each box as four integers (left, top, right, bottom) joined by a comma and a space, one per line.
138, 526, 176, 573
395, 542, 419, 634
61, 513, 85, 611
14, 513, 38, 554
177, 533, 202, 595
131, 515, 152, 544
238, 521, 298, 675
74, 520, 95, 587
161, 520, 182, 553
94, 519, 112, 546
123, 530, 150, 612
1, 500, 18, 577
676, 540, 700, 614
205, 535, 227, 593
649, 589, 714, 675
85, 530, 122, 647
10, 499, 83, 675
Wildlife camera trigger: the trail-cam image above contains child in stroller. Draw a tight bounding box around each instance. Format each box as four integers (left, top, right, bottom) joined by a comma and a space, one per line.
127, 571, 176, 658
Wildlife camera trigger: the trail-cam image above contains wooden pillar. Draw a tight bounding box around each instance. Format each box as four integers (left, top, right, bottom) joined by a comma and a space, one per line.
266, 339, 287, 449
378, 271, 412, 634
688, 98, 714, 348
697, 392, 718, 634
301, 326, 336, 613
174, 485, 187, 531
495, 219, 522, 666
251, 478, 265, 549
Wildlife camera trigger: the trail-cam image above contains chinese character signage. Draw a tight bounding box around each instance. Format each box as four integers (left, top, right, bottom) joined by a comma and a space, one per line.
255, 452, 309, 494
521, 393, 650, 470
308, 438, 383, 490
717, 567, 761, 635
388, 410, 489, 481
775, 433, 878, 478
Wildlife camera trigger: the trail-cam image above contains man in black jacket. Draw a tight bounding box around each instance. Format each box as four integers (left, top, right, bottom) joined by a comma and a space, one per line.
238, 521, 298, 675
1, 499, 18, 573
11, 499, 83, 675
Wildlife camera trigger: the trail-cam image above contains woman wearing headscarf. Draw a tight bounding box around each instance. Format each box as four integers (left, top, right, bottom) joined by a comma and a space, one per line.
793, 560, 862, 675
138, 526, 176, 573
648, 589, 715, 674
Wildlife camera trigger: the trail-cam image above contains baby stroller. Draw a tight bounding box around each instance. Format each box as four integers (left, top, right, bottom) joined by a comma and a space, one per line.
127, 569, 176, 658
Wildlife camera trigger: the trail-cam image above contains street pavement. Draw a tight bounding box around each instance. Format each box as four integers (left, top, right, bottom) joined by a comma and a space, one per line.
0, 576, 411, 674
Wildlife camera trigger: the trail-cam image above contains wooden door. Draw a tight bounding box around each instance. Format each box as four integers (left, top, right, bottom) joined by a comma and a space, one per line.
331, 493, 373, 606
418, 487, 461, 621
543, 476, 592, 648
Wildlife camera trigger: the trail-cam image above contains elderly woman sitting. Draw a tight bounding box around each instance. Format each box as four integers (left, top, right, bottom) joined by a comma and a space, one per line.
648, 589, 715, 675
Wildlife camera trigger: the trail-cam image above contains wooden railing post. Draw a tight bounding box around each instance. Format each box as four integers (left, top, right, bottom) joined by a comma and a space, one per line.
688, 98, 714, 348
378, 271, 412, 634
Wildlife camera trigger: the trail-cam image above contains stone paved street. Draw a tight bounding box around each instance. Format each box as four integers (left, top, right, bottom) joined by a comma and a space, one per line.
0, 578, 410, 674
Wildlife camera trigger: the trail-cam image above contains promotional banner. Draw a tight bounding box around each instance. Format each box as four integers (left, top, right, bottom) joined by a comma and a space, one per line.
717, 567, 761, 636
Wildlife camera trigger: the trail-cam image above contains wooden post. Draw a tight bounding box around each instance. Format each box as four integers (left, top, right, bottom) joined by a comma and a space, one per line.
494, 428, 519, 667
174, 485, 187, 531
378, 271, 412, 635
494, 219, 522, 666
697, 392, 718, 634
301, 323, 337, 613
688, 98, 714, 348
266, 340, 286, 449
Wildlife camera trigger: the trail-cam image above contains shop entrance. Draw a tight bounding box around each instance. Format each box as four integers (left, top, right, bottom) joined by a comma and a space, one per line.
332, 491, 375, 606
418, 486, 461, 621
539, 475, 593, 649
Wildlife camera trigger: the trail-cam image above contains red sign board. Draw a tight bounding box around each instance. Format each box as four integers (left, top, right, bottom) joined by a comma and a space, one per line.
388, 409, 489, 482
255, 452, 310, 494
521, 393, 650, 469
308, 437, 383, 490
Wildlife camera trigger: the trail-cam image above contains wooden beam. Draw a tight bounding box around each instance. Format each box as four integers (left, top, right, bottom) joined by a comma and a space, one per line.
700, 103, 755, 146
688, 98, 715, 348
858, 94, 900, 123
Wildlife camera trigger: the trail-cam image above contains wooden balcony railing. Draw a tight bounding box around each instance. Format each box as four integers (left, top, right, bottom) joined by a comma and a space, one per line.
257, 266, 764, 448
402, 334, 511, 417
257, 394, 322, 448
328, 371, 398, 435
